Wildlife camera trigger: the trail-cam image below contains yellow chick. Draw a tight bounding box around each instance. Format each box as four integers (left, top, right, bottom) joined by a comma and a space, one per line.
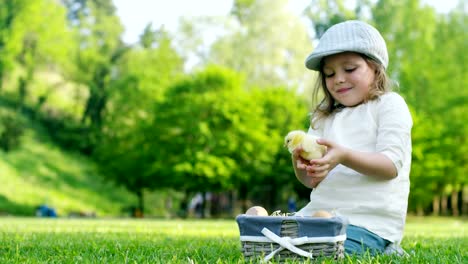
284, 130, 327, 160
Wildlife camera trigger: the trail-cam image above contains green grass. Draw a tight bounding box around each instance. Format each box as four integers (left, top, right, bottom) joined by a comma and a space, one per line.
0, 217, 466, 263
0, 105, 136, 216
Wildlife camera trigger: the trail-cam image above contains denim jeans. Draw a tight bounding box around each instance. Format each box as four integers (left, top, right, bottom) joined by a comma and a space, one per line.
344, 225, 391, 255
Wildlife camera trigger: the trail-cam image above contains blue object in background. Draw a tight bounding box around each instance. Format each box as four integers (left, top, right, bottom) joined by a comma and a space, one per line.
288, 197, 297, 212
36, 205, 57, 217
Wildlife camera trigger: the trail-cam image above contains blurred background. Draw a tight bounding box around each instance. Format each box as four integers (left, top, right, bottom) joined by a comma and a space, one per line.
0, 0, 466, 219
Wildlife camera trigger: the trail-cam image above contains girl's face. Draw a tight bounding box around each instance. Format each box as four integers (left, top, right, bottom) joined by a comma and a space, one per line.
322, 52, 376, 107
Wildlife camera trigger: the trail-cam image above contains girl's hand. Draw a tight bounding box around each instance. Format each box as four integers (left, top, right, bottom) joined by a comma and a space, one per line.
294, 139, 346, 188
294, 137, 398, 188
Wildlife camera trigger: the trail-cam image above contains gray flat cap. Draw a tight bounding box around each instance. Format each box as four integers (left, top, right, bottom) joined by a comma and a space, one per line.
305, 20, 388, 71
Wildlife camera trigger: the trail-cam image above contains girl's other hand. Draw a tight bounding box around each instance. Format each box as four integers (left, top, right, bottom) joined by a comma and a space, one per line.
292, 146, 309, 170
301, 139, 346, 188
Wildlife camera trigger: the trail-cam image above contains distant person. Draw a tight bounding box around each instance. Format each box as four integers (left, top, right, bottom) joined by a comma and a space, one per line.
189, 193, 203, 218
287, 197, 296, 213
36, 204, 57, 217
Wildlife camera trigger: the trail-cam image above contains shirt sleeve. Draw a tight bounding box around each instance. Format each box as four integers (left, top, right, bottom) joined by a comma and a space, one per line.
375, 93, 413, 174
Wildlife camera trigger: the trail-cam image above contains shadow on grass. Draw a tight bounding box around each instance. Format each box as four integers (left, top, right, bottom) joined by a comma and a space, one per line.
0, 194, 34, 215
1, 111, 136, 215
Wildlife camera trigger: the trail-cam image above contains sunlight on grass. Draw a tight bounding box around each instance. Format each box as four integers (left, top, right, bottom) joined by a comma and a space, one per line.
405, 216, 466, 238
0, 128, 136, 216
0, 218, 239, 238
0, 217, 466, 263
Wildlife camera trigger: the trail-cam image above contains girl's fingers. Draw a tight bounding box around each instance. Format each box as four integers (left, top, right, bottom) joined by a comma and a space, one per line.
314, 164, 329, 172
307, 170, 327, 178
309, 158, 327, 166
306, 163, 329, 173
297, 160, 306, 170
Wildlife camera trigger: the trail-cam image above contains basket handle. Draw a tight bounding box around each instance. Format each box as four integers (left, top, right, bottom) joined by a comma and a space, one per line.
261, 228, 313, 261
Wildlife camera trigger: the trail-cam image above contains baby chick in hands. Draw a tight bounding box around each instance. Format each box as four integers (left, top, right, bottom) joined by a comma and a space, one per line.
284, 130, 327, 160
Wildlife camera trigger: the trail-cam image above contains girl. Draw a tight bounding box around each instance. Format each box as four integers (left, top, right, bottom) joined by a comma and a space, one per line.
294, 20, 413, 255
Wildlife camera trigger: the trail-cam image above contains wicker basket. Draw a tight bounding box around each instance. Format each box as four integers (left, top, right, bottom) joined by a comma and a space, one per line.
236, 215, 348, 262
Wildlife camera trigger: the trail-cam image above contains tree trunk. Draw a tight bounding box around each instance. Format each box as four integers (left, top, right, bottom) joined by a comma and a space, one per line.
239, 183, 249, 213
200, 191, 206, 218
82, 87, 106, 128
135, 188, 144, 218
416, 204, 424, 216
17, 66, 34, 109
441, 195, 448, 216
432, 195, 440, 216
178, 192, 189, 218
0, 71, 3, 91
451, 190, 459, 216
229, 189, 238, 217
462, 187, 467, 216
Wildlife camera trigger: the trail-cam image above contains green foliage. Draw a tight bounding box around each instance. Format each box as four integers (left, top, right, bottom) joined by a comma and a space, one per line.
304, 0, 360, 38
248, 86, 310, 207
372, 0, 467, 212
63, 0, 126, 129
93, 31, 183, 209
150, 66, 271, 191
303, 0, 467, 214
209, 0, 313, 88
0, 0, 72, 93
0, 217, 465, 263
40, 114, 95, 154
0, 0, 466, 216
0, 0, 29, 89
0, 108, 26, 152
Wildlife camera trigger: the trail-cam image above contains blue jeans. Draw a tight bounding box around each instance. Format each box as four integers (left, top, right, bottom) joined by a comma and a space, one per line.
344, 225, 390, 255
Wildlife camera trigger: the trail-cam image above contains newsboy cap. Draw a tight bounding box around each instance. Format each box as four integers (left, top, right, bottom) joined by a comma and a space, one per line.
305, 20, 388, 71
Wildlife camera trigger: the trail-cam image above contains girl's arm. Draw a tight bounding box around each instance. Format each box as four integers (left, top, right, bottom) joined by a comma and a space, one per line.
293, 139, 397, 189
317, 138, 397, 179
296, 94, 412, 188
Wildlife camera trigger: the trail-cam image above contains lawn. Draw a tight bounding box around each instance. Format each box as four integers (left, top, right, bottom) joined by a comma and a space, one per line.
0, 216, 466, 263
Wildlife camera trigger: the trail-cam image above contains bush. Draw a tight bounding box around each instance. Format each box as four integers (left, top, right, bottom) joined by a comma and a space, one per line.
0, 108, 26, 152
39, 113, 95, 155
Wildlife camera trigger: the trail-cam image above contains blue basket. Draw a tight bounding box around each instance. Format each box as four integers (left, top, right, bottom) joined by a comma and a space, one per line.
236, 215, 348, 262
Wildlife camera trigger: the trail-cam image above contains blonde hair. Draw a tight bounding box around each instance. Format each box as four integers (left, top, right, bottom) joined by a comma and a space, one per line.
311, 55, 393, 128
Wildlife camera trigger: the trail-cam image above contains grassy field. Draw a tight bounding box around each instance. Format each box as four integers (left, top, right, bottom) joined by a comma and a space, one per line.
0, 216, 466, 263
0, 107, 137, 216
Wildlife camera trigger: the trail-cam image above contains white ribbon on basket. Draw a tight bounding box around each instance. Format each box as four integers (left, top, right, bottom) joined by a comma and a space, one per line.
260, 228, 314, 262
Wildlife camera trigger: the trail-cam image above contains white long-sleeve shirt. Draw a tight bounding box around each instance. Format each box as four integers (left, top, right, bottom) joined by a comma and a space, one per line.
297, 92, 413, 243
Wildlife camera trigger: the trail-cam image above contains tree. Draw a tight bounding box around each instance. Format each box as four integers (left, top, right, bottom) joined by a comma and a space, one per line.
63, 0, 126, 130
424, 7, 467, 215
0, 0, 26, 91
372, 0, 467, 215
0, 0, 72, 96
247, 86, 310, 210
94, 27, 183, 215
206, 0, 313, 89
304, 0, 362, 38
147, 66, 276, 216
302, 0, 467, 215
